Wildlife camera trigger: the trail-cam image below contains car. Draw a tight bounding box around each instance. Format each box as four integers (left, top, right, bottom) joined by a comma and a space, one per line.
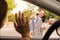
0, 0, 60, 40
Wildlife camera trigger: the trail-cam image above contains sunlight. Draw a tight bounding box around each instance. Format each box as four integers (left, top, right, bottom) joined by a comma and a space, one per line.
11, 0, 39, 14
11, 0, 28, 14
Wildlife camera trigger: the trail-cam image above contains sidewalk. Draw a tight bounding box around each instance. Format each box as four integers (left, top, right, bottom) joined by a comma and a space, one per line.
0, 22, 60, 39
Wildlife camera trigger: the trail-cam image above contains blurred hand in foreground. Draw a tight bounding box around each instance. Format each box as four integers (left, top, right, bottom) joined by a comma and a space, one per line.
14, 12, 30, 40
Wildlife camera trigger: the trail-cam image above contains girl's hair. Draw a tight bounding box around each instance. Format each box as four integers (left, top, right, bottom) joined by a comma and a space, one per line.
0, 0, 7, 28
36, 13, 39, 15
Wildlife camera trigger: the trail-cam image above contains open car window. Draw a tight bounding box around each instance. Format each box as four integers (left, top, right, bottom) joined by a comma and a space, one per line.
0, 0, 60, 40
24, 0, 60, 16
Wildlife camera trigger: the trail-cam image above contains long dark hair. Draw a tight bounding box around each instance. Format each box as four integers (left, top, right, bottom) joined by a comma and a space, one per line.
0, 0, 7, 28
41, 15, 45, 22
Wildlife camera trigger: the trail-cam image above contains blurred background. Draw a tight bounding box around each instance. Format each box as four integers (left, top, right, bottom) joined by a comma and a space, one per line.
0, 0, 60, 39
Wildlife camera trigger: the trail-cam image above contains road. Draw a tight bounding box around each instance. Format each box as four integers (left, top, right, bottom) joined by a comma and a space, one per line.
0, 22, 60, 39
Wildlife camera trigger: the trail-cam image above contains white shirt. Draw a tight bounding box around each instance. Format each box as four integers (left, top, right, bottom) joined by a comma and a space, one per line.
33, 15, 43, 38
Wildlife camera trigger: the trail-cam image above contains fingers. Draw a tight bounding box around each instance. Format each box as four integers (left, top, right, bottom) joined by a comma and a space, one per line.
18, 11, 22, 24
18, 12, 25, 25
15, 13, 17, 22
15, 11, 29, 25
14, 11, 30, 35
22, 13, 24, 23
19, 11, 21, 19
14, 21, 17, 28
15, 13, 20, 25
19, 12, 25, 24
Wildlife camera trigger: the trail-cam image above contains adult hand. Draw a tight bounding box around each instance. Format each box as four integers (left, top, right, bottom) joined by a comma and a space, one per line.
14, 12, 30, 39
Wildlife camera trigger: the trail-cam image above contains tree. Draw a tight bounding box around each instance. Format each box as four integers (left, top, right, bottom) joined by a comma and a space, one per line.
8, 13, 15, 22
5, 0, 16, 22
27, 3, 36, 13
5, 0, 16, 10
23, 10, 33, 17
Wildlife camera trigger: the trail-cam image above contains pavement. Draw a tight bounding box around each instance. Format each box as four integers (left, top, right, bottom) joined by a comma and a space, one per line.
0, 22, 60, 39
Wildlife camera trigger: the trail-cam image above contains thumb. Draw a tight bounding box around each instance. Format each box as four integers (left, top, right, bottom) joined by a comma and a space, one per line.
14, 21, 17, 28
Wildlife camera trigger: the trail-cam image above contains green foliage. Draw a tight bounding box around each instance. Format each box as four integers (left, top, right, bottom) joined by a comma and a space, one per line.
45, 10, 60, 19
5, 0, 16, 21
5, 0, 16, 10
8, 13, 15, 22
39, 7, 60, 20
23, 7, 60, 22
23, 10, 33, 17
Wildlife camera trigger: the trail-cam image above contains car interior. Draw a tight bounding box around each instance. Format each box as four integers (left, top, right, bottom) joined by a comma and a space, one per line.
0, 0, 60, 40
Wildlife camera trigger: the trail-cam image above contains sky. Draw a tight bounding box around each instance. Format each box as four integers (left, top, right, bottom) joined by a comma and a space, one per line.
11, 0, 39, 14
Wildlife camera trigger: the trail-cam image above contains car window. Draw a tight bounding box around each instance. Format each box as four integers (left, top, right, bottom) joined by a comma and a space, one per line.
0, 0, 60, 39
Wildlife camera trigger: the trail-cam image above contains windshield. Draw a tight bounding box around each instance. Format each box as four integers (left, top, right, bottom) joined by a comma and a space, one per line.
0, 0, 60, 40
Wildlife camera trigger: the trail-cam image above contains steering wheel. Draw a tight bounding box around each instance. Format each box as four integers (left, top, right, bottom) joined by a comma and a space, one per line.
56, 26, 60, 36
42, 19, 60, 40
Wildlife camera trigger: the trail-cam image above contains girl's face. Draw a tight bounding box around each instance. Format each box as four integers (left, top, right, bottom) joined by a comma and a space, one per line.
39, 10, 45, 17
